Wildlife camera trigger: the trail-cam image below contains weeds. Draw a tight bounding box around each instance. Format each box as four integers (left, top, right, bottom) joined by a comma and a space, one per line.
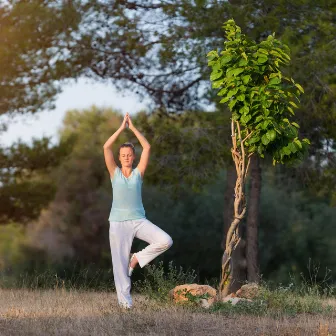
0, 264, 115, 291
133, 260, 197, 302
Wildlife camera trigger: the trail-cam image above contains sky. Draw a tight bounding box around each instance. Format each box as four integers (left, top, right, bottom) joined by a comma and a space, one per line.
0, 78, 150, 147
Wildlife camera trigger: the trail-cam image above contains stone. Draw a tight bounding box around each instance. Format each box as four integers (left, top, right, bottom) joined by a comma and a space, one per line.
236, 283, 260, 299
221, 295, 252, 305
169, 284, 217, 308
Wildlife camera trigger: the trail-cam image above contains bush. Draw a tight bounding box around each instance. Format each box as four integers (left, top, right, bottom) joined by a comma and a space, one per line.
133, 260, 197, 302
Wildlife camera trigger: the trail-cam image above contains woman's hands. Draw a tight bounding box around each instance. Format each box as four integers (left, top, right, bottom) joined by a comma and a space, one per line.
126, 113, 135, 130
120, 112, 135, 131
120, 113, 129, 130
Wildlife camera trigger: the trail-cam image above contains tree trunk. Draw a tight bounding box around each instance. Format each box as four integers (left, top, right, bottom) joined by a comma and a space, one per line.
222, 166, 247, 293
246, 155, 261, 282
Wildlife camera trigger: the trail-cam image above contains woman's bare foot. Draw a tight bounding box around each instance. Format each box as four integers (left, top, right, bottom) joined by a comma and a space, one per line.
130, 254, 139, 268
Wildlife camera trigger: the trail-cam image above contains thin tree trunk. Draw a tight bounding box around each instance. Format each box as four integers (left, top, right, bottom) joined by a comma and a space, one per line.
219, 121, 252, 297
246, 155, 261, 282
222, 166, 246, 293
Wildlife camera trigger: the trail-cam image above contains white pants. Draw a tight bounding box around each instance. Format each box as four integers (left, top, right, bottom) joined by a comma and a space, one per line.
109, 217, 173, 308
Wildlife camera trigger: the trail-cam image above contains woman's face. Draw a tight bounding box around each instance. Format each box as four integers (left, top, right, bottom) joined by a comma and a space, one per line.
119, 147, 135, 168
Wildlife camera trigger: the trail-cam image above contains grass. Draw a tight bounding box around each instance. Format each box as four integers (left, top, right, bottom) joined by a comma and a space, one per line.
0, 261, 335, 335
0, 289, 335, 336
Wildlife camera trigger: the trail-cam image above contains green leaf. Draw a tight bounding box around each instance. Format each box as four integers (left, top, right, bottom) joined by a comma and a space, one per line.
239, 106, 249, 114
228, 99, 237, 110
241, 114, 252, 124
232, 112, 239, 121
288, 142, 297, 153
257, 56, 268, 64
221, 55, 232, 65
289, 101, 299, 108
218, 87, 228, 96
239, 58, 248, 66
236, 94, 245, 101
212, 79, 224, 89
266, 129, 276, 141
242, 75, 251, 84
241, 51, 248, 60
269, 77, 281, 85
227, 67, 244, 77
294, 139, 302, 149
261, 134, 270, 145
210, 69, 223, 81
227, 88, 239, 98
295, 83, 304, 93
291, 122, 300, 128
262, 120, 270, 129
219, 96, 230, 103
258, 48, 269, 55
287, 106, 294, 115
269, 72, 280, 78
249, 136, 260, 144
248, 145, 257, 153
283, 146, 291, 155
207, 50, 219, 61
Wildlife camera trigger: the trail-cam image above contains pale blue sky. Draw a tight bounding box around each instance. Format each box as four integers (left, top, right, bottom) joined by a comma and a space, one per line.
0, 78, 150, 147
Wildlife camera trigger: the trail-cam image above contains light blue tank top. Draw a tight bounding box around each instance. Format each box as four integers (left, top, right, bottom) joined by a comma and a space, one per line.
108, 166, 146, 221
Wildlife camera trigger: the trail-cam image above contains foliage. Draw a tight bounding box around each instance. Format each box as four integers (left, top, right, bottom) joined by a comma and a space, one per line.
1, 0, 334, 202
259, 167, 336, 284
0, 137, 74, 224
133, 109, 230, 193
0, 223, 27, 270
207, 19, 310, 165
1, 164, 336, 287
133, 260, 197, 302
0, 1, 82, 116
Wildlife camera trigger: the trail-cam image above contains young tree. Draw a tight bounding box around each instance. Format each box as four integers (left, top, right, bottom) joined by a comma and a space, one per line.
207, 20, 310, 296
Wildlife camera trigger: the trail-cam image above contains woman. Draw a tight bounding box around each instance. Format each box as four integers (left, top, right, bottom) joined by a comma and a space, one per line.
103, 112, 173, 309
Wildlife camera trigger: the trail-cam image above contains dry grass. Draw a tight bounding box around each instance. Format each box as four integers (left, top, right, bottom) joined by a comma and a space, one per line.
0, 289, 335, 336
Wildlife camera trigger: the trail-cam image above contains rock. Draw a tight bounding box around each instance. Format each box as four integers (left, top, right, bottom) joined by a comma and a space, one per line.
169, 284, 217, 308
236, 283, 260, 299
221, 295, 252, 305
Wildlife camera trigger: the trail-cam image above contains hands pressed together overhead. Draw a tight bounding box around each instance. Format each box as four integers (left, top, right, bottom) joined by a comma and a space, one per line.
121, 112, 135, 131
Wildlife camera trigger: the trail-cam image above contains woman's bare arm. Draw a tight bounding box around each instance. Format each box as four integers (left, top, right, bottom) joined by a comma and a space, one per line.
128, 114, 151, 178
103, 115, 128, 177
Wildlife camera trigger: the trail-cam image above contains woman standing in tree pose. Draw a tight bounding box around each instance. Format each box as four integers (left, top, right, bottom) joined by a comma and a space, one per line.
103, 112, 173, 309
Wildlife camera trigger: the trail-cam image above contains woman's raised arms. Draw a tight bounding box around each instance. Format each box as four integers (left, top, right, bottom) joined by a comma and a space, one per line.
103, 114, 128, 178
127, 114, 151, 178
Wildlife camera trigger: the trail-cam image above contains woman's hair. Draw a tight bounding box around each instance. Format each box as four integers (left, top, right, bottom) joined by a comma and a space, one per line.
118, 142, 135, 155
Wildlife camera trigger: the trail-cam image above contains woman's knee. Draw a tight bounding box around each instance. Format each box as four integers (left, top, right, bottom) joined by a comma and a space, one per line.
162, 235, 173, 249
